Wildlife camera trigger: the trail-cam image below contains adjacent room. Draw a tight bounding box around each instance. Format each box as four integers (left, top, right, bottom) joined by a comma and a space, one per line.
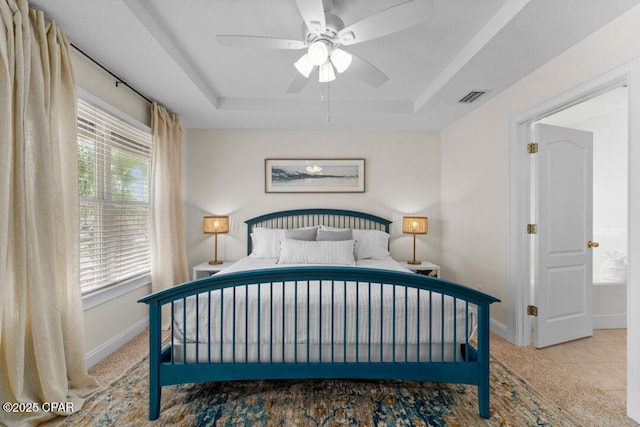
2, 0, 640, 425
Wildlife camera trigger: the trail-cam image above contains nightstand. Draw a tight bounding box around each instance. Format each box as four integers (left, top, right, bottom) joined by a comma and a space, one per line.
192, 261, 235, 280
398, 261, 440, 278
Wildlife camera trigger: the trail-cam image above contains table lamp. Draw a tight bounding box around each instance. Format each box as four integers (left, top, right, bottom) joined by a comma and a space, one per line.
402, 216, 428, 265
202, 215, 229, 265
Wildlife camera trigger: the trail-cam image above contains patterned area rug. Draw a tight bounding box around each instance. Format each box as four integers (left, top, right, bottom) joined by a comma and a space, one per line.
59, 357, 579, 426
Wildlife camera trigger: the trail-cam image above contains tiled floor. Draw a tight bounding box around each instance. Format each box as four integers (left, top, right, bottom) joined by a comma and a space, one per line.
537, 328, 627, 401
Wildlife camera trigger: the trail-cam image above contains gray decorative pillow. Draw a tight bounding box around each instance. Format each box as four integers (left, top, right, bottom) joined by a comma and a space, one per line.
316, 228, 353, 241
284, 226, 318, 241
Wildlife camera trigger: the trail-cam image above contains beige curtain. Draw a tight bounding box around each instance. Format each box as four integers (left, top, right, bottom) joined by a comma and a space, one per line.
0, 1, 99, 425
150, 103, 189, 305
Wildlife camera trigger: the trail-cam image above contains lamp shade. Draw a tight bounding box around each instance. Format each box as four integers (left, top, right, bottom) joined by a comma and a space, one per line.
402, 216, 428, 234
202, 216, 229, 234
318, 62, 336, 83
307, 40, 329, 66
330, 48, 352, 73
294, 54, 314, 78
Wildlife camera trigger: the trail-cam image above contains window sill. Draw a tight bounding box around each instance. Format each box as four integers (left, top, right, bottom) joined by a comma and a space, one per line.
82, 274, 151, 311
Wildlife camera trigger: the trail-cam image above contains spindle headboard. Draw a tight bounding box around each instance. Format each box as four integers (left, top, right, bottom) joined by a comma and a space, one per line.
244, 208, 391, 255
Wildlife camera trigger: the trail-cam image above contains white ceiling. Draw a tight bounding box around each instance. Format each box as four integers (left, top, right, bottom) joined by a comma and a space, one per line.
29, 0, 640, 130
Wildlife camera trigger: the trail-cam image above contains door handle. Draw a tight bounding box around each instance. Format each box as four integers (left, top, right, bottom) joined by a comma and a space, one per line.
587, 241, 599, 248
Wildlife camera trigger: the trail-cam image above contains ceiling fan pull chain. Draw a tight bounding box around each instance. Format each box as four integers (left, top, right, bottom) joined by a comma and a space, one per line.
327, 84, 331, 122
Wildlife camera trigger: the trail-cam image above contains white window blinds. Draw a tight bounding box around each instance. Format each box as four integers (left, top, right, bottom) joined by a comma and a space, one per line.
77, 99, 152, 294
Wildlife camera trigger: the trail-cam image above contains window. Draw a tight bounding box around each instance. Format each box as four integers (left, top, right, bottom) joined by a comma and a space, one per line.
77, 99, 152, 294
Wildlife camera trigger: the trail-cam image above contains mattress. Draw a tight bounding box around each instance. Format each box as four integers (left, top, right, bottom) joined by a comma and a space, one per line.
172, 256, 476, 363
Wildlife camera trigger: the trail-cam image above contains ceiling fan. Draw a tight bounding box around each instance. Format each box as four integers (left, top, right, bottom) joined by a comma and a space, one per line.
217, 0, 430, 93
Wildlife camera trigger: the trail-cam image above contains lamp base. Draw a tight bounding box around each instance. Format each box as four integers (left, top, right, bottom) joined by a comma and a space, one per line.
208, 260, 223, 265
407, 260, 422, 265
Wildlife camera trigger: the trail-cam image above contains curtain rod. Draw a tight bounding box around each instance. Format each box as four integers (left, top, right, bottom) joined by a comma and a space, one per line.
71, 43, 154, 105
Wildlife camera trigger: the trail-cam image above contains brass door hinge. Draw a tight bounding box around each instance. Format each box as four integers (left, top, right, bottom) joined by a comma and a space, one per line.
527, 224, 538, 234
527, 142, 538, 154
527, 305, 538, 316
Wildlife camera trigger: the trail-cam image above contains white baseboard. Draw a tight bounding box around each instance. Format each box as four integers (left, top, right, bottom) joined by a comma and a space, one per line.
85, 318, 148, 368
490, 319, 508, 340
594, 313, 627, 329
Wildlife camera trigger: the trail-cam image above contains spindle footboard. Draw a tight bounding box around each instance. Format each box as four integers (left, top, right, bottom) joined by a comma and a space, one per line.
139, 266, 499, 420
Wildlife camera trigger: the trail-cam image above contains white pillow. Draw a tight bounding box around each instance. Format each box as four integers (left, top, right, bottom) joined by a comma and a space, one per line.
250, 228, 286, 258
318, 226, 389, 259
277, 239, 356, 265
352, 229, 390, 260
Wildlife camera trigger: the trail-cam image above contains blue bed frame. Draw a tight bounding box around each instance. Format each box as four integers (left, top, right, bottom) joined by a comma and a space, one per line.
139, 209, 500, 420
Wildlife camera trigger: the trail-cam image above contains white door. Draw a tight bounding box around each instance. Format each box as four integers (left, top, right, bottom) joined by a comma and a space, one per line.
534, 123, 594, 348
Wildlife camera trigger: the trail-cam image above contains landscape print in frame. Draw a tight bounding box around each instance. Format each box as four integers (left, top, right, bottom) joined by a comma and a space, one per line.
265, 159, 365, 193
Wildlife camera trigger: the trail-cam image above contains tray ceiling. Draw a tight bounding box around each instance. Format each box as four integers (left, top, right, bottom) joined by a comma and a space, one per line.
28, 0, 640, 130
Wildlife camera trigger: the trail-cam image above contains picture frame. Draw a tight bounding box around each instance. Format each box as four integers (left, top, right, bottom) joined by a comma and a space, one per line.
265, 158, 366, 193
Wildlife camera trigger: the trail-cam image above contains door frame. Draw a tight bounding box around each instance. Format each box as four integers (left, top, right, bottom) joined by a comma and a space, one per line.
507, 59, 640, 420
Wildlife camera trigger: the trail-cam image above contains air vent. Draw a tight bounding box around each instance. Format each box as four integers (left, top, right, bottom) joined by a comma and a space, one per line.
458, 91, 487, 104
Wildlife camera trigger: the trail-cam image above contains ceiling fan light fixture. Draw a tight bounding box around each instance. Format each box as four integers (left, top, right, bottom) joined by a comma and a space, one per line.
330, 48, 352, 73
307, 40, 330, 66
294, 54, 314, 78
318, 62, 336, 83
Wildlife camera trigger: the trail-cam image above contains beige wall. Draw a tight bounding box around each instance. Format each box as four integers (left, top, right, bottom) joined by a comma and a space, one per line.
441, 4, 640, 326
72, 49, 150, 126
82, 285, 150, 359
185, 129, 441, 270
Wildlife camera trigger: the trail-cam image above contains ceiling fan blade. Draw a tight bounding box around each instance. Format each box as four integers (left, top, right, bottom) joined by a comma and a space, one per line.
217, 35, 305, 50
287, 71, 312, 94
348, 54, 389, 88
294, 0, 326, 35
337, 0, 430, 46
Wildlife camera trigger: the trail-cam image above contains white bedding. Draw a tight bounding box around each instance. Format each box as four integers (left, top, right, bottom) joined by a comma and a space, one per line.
172, 255, 476, 363
221, 254, 410, 274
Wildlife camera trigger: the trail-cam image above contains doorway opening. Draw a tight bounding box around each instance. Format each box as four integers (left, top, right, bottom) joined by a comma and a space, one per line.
507, 69, 632, 348
534, 86, 628, 338
507, 62, 640, 421
528, 86, 628, 398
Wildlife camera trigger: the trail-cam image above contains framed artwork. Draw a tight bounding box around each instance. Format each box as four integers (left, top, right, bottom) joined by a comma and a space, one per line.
265, 158, 365, 193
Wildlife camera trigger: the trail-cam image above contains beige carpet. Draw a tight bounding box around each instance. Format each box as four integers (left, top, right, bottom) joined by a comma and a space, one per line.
490, 334, 636, 427
43, 332, 636, 426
